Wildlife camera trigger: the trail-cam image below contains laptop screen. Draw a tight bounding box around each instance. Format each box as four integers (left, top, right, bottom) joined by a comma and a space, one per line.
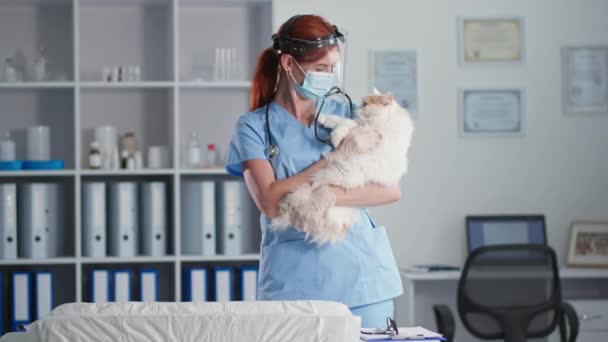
466, 215, 546, 253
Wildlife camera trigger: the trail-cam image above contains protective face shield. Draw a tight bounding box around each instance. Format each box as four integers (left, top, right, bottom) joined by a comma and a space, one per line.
272, 15, 347, 90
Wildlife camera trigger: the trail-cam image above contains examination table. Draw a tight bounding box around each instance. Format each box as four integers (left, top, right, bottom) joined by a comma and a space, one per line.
0, 301, 361, 342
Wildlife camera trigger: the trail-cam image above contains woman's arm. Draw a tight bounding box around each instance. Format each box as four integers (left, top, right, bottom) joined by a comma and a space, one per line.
242, 158, 328, 218
332, 182, 401, 207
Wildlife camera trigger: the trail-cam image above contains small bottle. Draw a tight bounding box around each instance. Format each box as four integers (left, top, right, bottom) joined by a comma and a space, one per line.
111, 66, 119, 82
134, 151, 143, 169
206, 143, 216, 167
112, 146, 120, 169
120, 150, 129, 169
33, 46, 47, 81
127, 155, 136, 170
102, 67, 112, 82
121, 132, 137, 155
118, 66, 124, 82
186, 132, 201, 168
0, 132, 16, 161
133, 65, 141, 82
125, 66, 134, 82
88, 141, 102, 169
4, 58, 18, 82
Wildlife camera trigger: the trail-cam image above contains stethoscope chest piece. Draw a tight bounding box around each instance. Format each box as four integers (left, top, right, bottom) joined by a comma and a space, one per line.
266, 144, 279, 159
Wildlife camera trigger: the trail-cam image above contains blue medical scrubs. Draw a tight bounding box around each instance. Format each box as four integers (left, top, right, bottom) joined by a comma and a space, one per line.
225, 99, 403, 327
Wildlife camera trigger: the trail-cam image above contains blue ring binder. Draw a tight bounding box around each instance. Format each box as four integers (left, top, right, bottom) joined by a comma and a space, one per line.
10, 272, 31, 332
139, 269, 160, 302
33, 271, 54, 320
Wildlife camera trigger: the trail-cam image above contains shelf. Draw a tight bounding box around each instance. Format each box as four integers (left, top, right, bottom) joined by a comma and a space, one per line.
81, 256, 176, 264
0, 170, 75, 177
80, 82, 175, 89
0, 257, 76, 266
180, 254, 260, 262
179, 81, 251, 89
180, 167, 227, 175
0, 82, 75, 89
80, 169, 175, 176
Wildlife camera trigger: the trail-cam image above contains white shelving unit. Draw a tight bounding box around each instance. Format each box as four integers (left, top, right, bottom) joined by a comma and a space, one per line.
0, 0, 271, 328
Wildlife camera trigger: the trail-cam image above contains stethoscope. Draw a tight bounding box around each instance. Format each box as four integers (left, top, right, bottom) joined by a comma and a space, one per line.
264, 86, 353, 160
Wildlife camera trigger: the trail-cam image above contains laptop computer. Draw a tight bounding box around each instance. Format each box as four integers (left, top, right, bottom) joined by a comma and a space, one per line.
466, 215, 547, 253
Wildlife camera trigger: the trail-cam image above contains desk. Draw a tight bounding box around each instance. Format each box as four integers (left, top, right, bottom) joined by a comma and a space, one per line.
394, 268, 608, 342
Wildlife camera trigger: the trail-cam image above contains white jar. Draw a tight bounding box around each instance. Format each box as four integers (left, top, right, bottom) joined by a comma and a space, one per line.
0, 132, 16, 161
26, 125, 51, 160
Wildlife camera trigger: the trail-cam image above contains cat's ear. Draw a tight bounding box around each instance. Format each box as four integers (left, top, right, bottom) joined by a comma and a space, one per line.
372, 87, 381, 95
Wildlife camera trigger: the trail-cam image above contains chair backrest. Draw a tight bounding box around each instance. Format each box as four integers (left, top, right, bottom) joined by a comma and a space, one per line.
457, 244, 562, 342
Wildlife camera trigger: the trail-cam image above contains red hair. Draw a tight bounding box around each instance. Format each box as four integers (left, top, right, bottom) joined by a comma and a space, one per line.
249, 15, 337, 111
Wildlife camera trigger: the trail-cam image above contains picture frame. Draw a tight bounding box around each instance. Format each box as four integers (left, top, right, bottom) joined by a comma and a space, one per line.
458, 17, 526, 65
567, 221, 608, 268
458, 88, 526, 137
561, 46, 608, 115
368, 49, 418, 118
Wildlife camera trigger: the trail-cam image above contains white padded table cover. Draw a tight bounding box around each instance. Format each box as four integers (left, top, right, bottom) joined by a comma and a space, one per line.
25, 301, 361, 342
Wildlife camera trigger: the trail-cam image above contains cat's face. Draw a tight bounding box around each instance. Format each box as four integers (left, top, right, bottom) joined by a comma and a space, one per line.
357, 88, 398, 121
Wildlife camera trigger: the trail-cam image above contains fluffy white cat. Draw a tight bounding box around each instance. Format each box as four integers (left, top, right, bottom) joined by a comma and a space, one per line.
271, 89, 415, 244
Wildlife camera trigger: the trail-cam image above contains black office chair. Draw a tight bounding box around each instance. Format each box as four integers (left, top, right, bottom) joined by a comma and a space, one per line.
433, 244, 579, 342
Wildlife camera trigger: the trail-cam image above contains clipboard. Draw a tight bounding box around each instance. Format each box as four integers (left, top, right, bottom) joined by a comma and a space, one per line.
361, 335, 446, 341
361, 326, 446, 341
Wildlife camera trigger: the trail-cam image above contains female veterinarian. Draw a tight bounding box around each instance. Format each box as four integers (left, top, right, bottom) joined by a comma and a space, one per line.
225, 14, 403, 328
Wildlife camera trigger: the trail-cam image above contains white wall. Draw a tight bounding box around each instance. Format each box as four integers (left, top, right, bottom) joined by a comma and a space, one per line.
273, 0, 608, 267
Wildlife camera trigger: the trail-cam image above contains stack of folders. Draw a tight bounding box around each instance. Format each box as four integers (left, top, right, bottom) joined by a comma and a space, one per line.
183, 266, 258, 302
0, 183, 64, 260
82, 181, 168, 258
4, 271, 54, 333
89, 269, 160, 303
181, 179, 259, 256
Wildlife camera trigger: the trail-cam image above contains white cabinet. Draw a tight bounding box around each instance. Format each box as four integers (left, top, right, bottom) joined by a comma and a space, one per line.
570, 300, 608, 342
1, 0, 271, 331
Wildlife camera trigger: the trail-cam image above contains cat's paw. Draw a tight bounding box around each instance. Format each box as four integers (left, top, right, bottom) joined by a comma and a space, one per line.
330, 127, 350, 148
316, 113, 332, 128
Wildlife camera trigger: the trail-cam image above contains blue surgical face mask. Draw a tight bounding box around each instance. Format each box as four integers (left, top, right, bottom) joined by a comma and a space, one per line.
289, 59, 337, 100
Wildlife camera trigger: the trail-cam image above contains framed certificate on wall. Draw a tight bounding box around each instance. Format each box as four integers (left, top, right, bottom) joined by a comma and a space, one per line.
458, 17, 525, 65
368, 49, 418, 117
459, 88, 526, 136
561, 46, 608, 114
